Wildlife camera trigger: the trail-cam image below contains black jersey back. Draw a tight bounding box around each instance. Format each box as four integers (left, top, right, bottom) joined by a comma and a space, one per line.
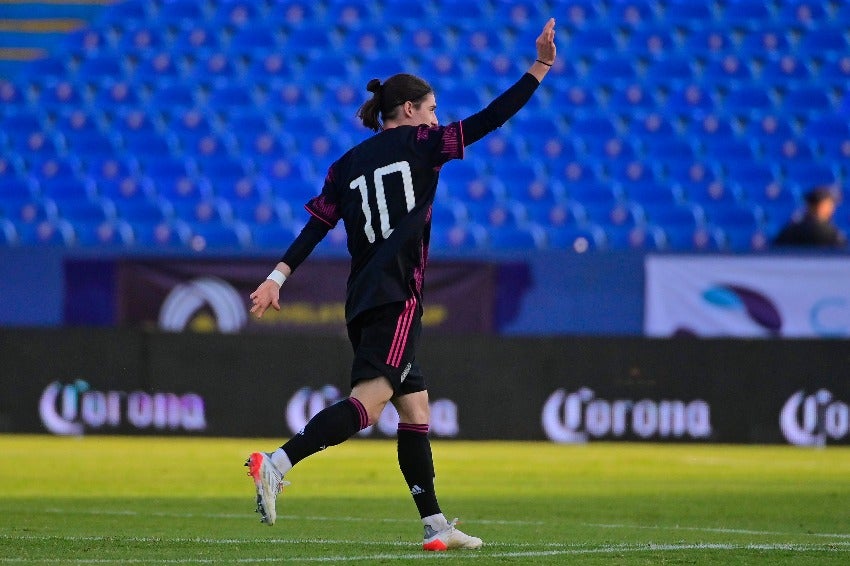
304, 122, 464, 322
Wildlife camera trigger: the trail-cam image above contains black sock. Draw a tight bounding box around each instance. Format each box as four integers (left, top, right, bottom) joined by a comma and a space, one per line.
397, 424, 441, 518
282, 397, 369, 466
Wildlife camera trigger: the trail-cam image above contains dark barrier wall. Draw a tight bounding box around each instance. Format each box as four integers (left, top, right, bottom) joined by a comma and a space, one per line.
2, 329, 847, 446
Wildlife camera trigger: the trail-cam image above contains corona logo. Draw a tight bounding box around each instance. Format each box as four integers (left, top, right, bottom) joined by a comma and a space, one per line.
542, 387, 712, 443
39, 380, 206, 436
780, 389, 849, 446
158, 276, 246, 333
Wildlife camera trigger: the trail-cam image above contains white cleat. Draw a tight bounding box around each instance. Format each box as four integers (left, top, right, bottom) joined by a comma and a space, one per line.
422, 518, 483, 551
245, 452, 289, 526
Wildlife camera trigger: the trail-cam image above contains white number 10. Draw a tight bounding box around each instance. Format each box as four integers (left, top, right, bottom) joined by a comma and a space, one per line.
349, 160, 415, 243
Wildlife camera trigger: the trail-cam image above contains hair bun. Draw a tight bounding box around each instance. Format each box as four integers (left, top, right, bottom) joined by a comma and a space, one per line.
366, 78, 382, 94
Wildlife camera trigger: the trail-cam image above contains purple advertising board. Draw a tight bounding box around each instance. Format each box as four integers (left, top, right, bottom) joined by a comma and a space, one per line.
115, 259, 497, 334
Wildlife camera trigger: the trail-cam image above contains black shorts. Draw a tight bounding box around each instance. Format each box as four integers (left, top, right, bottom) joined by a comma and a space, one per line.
347, 298, 426, 396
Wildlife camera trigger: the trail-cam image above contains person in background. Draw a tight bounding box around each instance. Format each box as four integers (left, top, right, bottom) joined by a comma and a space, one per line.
773, 185, 846, 248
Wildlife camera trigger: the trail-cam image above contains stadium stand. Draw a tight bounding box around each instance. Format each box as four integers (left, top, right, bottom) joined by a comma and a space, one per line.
0, 0, 848, 252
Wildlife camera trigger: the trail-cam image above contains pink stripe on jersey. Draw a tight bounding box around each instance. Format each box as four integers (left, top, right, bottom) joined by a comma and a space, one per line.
386, 297, 416, 368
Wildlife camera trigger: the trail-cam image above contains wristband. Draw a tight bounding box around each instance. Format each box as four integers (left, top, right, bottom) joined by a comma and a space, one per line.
266, 270, 286, 286
535, 59, 553, 67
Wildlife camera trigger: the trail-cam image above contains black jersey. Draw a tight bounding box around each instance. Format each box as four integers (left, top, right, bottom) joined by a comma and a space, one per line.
305, 122, 464, 322
280, 72, 541, 322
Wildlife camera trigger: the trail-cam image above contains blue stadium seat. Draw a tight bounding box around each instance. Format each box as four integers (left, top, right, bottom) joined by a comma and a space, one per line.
804, 116, 850, 140
78, 57, 127, 81
759, 137, 815, 163
170, 198, 233, 225
643, 138, 697, 162
782, 162, 838, 188
15, 219, 75, 246
720, 226, 772, 251
157, 1, 209, 25
72, 220, 134, 247
660, 1, 715, 24
606, 225, 666, 251
796, 27, 848, 53
523, 202, 582, 227
0, 79, 24, 105
172, 25, 223, 52
607, 84, 657, 112
544, 225, 606, 252
132, 51, 182, 81
680, 27, 732, 54
720, 85, 776, 114
26, 58, 69, 81
493, 0, 544, 30
185, 222, 251, 251
664, 83, 715, 113
700, 202, 763, 229
817, 54, 850, 86
645, 55, 695, 82
701, 137, 757, 163
746, 114, 798, 141
211, 175, 272, 204
150, 175, 212, 204
150, 83, 200, 109
585, 57, 640, 85
465, 201, 523, 228
231, 199, 291, 227
116, 26, 166, 52
211, 1, 260, 29
640, 202, 704, 229
662, 225, 724, 251
682, 179, 739, 206
112, 198, 170, 224
776, 1, 829, 25
428, 223, 487, 251
739, 29, 791, 53
485, 225, 545, 250
131, 220, 191, 248
759, 54, 812, 84
581, 201, 642, 228
53, 197, 113, 225
608, 161, 656, 185
719, 1, 775, 27
97, 0, 150, 25
0, 196, 56, 225
569, 27, 620, 54
0, 177, 36, 200
779, 85, 835, 114
249, 222, 297, 250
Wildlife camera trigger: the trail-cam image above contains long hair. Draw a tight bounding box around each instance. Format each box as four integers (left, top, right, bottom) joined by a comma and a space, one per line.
356, 73, 433, 132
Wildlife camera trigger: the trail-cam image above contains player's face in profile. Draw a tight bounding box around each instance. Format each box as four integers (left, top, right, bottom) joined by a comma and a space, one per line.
411, 93, 438, 127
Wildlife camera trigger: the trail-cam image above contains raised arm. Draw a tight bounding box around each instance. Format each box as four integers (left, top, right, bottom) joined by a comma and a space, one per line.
460, 18, 556, 146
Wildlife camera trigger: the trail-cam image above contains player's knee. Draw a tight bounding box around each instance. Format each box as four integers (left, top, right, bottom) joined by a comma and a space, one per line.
363, 400, 388, 426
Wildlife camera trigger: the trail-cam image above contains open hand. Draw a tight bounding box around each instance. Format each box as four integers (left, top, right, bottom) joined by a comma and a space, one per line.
536, 18, 556, 65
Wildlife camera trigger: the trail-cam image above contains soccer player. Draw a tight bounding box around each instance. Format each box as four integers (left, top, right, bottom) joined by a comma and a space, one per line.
246, 18, 556, 551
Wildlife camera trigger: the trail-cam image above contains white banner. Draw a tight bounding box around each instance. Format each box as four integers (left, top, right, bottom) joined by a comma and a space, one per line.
645, 255, 850, 338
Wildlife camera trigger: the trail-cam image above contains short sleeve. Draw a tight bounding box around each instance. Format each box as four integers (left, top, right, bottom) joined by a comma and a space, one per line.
414, 122, 464, 168
305, 165, 341, 228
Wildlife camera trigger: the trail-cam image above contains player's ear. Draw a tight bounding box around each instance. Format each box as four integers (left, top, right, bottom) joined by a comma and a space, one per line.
402, 100, 414, 118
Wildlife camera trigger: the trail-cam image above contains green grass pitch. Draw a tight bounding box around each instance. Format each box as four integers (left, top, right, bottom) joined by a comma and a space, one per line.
0, 435, 848, 564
